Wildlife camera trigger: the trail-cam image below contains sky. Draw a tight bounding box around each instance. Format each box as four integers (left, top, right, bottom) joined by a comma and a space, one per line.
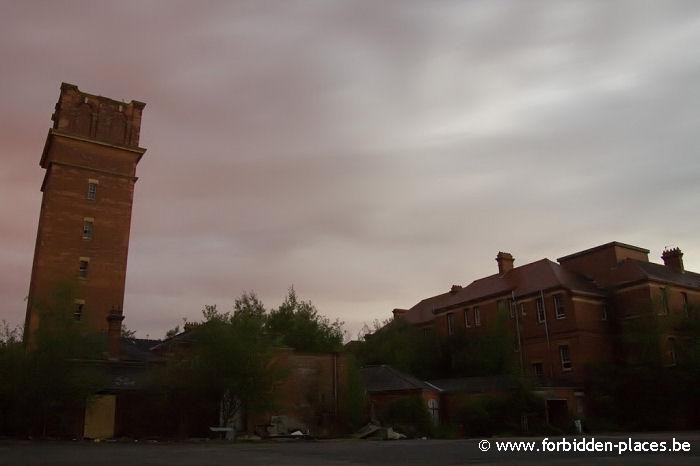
1, 0, 700, 340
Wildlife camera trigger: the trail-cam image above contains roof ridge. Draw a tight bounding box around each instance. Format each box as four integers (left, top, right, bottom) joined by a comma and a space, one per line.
384, 365, 426, 388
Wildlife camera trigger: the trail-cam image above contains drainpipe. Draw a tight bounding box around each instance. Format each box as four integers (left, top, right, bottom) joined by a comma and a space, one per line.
512, 291, 524, 375
540, 290, 553, 380
333, 353, 338, 417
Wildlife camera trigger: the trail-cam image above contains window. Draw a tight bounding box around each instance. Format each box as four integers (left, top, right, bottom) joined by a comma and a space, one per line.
668, 337, 677, 366
681, 292, 689, 316
447, 313, 454, 335
74, 300, 85, 321
78, 258, 89, 278
536, 297, 546, 323
601, 304, 608, 321
82, 218, 94, 240
554, 294, 566, 319
87, 179, 98, 200
519, 303, 526, 317
532, 362, 544, 378
474, 306, 481, 326
427, 399, 439, 426
509, 301, 516, 319
422, 327, 432, 337
559, 345, 572, 371
464, 308, 470, 328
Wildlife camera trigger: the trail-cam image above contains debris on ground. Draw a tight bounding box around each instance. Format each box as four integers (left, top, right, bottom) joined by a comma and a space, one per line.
353, 423, 381, 439
267, 415, 308, 437
353, 423, 407, 440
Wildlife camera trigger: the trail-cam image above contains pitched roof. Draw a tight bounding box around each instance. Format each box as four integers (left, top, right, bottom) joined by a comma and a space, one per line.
609, 259, 700, 290
427, 375, 517, 394
401, 259, 603, 322
360, 365, 437, 393
119, 338, 162, 362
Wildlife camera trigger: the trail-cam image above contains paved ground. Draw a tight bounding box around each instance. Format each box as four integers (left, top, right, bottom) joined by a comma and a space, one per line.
1, 433, 698, 465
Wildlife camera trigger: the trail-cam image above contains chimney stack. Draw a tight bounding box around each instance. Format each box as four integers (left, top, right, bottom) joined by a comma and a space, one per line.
106, 307, 124, 360
392, 308, 407, 319
496, 252, 514, 275
662, 247, 684, 272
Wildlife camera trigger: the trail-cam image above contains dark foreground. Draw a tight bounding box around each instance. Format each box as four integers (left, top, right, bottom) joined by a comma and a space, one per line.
1, 433, 698, 465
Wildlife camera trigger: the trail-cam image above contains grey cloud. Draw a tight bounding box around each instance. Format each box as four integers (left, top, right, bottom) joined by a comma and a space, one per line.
2, 1, 700, 339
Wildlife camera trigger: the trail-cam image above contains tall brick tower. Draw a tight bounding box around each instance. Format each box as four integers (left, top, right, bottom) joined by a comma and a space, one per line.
24, 83, 146, 340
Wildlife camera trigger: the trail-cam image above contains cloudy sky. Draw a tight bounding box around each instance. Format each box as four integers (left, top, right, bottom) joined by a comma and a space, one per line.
2, 0, 699, 339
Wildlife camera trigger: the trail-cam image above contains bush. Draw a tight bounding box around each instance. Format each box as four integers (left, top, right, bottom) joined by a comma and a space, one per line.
381, 396, 432, 437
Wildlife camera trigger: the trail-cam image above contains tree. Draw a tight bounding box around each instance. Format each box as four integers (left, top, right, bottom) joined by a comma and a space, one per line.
353, 318, 440, 379
266, 287, 344, 352
160, 303, 281, 437
0, 281, 107, 437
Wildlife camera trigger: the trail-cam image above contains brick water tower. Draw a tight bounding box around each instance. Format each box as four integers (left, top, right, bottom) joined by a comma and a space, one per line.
24, 83, 146, 341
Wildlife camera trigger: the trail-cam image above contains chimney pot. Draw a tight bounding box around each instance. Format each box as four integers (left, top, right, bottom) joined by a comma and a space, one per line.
662, 247, 684, 272
496, 251, 515, 275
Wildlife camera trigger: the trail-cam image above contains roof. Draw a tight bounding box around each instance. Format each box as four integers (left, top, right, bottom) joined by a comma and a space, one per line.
609, 259, 700, 290
360, 365, 438, 393
402, 259, 603, 322
558, 241, 650, 262
119, 338, 162, 362
428, 375, 518, 394
402, 291, 457, 324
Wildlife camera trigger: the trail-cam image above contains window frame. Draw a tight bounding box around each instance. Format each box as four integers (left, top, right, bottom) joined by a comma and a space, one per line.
559, 345, 572, 371
82, 218, 94, 240
87, 182, 98, 201
532, 362, 544, 378
74, 299, 85, 321
78, 258, 90, 279
554, 294, 566, 319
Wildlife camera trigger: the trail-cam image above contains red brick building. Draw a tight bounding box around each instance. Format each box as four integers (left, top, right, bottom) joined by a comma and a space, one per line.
392, 242, 699, 420
24, 83, 146, 344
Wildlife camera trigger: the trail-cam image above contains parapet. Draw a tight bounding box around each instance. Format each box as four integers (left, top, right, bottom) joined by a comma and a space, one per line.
51, 82, 146, 148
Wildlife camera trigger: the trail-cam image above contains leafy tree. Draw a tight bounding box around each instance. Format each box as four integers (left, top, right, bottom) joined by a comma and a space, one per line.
353, 318, 440, 379
160, 303, 281, 437
338, 355, 368, 430
266, 287, 344, 352
354, 306, 516, 380
0, 281, 107, 436
585, 300, 700, 430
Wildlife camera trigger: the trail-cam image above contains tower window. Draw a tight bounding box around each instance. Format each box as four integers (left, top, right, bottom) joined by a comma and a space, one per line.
82, 218, 94, 240
74, 300, 85, 321
78, 259, 90, 278
87, 180, 98, 200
